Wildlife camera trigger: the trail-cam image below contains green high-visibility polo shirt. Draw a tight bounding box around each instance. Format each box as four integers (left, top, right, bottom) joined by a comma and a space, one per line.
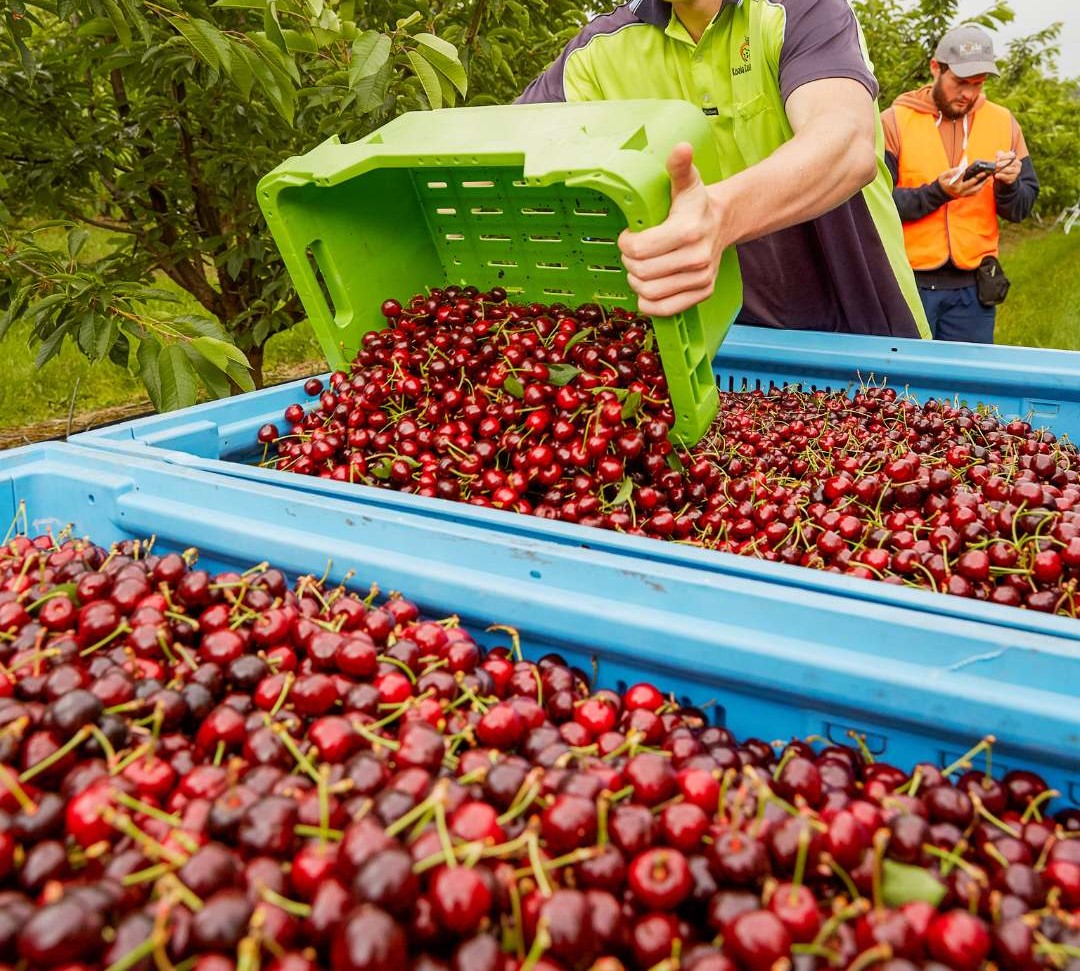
518, 0, 931, 339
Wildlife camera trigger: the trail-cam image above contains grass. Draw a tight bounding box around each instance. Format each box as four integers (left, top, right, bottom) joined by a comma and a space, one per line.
0, 223, 1076, 434
994, 225, 1080, 351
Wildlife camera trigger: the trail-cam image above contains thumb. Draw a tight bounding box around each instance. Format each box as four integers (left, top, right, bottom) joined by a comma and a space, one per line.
666, 142, 702, 201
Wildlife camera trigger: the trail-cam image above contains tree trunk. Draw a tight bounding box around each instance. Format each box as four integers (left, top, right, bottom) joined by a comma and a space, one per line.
247, 343, 265, 390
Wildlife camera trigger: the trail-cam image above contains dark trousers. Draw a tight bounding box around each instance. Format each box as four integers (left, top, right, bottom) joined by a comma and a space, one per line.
918, 285, 996, 343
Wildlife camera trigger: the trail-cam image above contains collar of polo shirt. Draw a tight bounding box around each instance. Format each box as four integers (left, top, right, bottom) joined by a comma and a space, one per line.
630, 0, 740, 28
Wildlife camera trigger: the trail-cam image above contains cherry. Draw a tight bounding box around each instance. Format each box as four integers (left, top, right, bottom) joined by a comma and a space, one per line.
628, 847, 693, 909
768, 883, 821, 943
17, 897, 104, 967
429, 866, 492, 935
330, 904, 409, 971
926, 910, 991, 971
727, 910, 792, 971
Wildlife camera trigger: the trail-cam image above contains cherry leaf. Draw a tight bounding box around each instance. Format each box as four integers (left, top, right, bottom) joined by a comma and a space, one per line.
503, 375, 524, 399
546, 364, 581, 387
881, 860, 947, 908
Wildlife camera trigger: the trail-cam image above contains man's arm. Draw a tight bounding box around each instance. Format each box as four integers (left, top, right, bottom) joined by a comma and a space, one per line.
619, 77, 878, 318
884, 150, 954, 222
994, 122, 1040, 222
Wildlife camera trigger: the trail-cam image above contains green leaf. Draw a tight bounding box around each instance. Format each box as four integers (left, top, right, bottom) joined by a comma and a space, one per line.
100, 0, 133, 46
35, 321, 72, 368
158, 343, 199, 411
395, 11, 421, 30
137, 339, 163, 411
406, 48, 443, 109
190, 335, 250, 372
26, 292, 69, 323
67, 228, 90, 261
184, 344, 231, 400
171, 315, 228, 341
881, 860, 947, 909
349, 30, 391, 86
563, 328, 592, 353
665, 451, 685, 473
77, 312, 115, 362
371, 457, 392, 480
115, 0, 151, 44
415, 33, 467, 97
263, 2, 289, 55
109, 329, 131, 369
227, 41, 255, 100
546, 363, 580, 387
225, 360, 256, 393
611, 477, 633, 508
353, 61, 392, 112
168, 16, 227, 71
503, 375, 524, 399
0, 286, 31, 341
212, 0, 265, 7
621, 390, 642, 419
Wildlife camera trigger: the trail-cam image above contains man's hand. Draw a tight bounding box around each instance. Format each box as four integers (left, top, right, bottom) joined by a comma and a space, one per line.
995, 150, 1021, 186
938, 165, 990, 199
618, 143, 727, 318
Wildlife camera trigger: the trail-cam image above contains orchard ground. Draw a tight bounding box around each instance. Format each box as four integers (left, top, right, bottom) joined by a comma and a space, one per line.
0, 223, 1077, 448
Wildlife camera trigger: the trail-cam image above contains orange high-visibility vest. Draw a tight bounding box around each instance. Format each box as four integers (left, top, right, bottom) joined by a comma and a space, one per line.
896, 102, 1013, 271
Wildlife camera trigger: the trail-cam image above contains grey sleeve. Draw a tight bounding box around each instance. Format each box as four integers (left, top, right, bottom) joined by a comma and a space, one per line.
778, 0, 880, 104
995, 156, 1040, 223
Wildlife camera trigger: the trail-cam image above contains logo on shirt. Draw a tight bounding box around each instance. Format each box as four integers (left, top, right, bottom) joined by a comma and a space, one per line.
732, 36, 752, 76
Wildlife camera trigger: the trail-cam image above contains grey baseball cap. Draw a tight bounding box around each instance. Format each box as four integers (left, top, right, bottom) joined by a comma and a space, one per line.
935, 25, 1000, 77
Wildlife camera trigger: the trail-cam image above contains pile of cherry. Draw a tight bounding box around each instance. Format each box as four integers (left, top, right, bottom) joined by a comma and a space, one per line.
259, 287, 1080, 619
1, 531, 1079, 971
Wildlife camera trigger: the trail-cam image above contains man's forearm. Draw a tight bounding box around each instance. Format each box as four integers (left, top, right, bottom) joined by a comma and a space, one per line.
707, 111, 877, 246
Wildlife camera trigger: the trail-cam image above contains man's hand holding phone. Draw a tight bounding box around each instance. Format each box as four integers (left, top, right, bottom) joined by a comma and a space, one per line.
938, 162, 993, 199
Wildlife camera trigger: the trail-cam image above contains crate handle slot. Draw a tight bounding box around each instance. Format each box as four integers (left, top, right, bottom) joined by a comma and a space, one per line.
462, 180, 495, 188
595, 291, 629, 301
471, 207, 504, 215
489, 259, 519, 268
521, 207, 556, 216
479, 235, 513, 242
435, 207, 457, 215
575, 207, 610, 217
582, 236, 616, 245
305, 244, 338, 322
588, 265, 623, 273
529, 235, 563, 243
427, 181, 448, 189
536, 261, 568, 270
544, 288, 575, 296
445, 233, 466, 242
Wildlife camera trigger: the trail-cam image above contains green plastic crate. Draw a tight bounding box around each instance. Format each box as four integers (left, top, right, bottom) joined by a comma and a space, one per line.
257, 100, 743, 444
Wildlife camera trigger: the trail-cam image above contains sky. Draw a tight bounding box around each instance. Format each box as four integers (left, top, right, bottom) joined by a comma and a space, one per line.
954, 0, 1080, 78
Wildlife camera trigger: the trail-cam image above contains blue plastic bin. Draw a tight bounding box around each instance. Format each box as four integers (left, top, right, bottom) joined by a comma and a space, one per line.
4, 443, 1080, 802
69, 327, 1080, 642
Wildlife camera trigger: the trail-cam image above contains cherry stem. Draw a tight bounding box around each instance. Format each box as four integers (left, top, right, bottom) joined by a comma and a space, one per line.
971, 791, 1021, 838
104, 936, 158, 971
269, 672, 295, 717
235, 936, 261, 971
823, 853, 861, 902
527, 831, 553, 897
520, 918, 551, 971
386, 780, 446, 839
121, 861, 175, 887
114, 791, 182, 828
260, 886, 312, 919
269, 721, 320, 783
0, 765, 37, 814
1021, 788, 1059, 824
849, 943, 893, 971
20, 724, 90, 782
294, 823, 344, 842
487, 623, 523, 662
791, 821, 811, 902
942, 735, 996, 778
434, 797, 457, 869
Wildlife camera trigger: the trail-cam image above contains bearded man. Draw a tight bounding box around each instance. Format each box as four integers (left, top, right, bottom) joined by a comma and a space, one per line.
882, 25, 1039, 343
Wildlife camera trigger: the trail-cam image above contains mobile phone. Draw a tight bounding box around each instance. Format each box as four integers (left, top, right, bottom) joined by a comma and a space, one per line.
962, 159, 997, 181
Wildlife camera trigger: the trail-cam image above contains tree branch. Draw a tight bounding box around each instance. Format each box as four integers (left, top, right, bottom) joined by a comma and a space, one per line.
465, 0, 488, 47
61, 208, 142, 236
